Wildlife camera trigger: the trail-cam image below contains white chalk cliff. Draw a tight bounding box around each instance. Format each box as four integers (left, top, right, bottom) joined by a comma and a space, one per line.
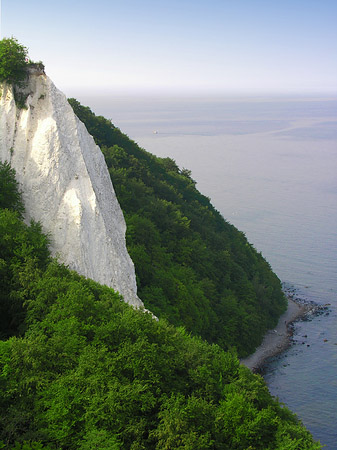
0, 68, 143, 308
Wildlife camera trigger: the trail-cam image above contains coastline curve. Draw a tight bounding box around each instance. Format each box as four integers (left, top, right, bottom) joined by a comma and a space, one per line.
240, 298, 310, 372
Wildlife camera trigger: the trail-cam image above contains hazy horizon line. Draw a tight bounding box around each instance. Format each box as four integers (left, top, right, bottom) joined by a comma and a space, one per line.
63, 87, 337, 103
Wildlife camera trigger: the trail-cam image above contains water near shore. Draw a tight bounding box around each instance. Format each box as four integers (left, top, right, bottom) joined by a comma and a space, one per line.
240, 296, 312, 372
75, 92, 337, 448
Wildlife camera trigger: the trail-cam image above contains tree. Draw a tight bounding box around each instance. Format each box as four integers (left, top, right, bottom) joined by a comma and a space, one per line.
0, 161, 24, 216
70, 98, 287, 356
0, 37, 28, 84
0, 164, 321, 449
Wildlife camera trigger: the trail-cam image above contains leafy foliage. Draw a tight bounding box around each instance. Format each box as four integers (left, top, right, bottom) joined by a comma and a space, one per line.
68, 98, 287, 356
0, 161, 50, 338
0, 38, 28, 85
0, 209, 50, 338
0, 161, 24, 216
0, 155, 321, 449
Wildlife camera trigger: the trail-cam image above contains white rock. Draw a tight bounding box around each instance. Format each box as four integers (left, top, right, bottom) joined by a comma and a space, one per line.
0, 71, 143, 308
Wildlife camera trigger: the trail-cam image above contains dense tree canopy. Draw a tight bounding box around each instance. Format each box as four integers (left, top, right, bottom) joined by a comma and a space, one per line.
68, 98, 287, 357
0, 161, 24, 216
0, 260, 321, 449
0, 37, 28, 84
0, 148, 321, 449
0, 162, 50, 339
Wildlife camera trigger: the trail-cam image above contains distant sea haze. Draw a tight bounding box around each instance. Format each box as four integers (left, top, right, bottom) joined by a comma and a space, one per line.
78, 93, 337, 449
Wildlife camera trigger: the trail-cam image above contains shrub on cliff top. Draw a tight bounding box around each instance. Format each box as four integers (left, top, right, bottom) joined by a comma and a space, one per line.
0, 37, 28, 84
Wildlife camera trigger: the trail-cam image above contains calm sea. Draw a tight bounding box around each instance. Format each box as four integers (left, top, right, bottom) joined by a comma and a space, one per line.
76, 92, 337, 448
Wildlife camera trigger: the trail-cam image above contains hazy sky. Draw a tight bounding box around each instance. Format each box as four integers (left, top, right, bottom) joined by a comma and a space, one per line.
1, 0, 337, 96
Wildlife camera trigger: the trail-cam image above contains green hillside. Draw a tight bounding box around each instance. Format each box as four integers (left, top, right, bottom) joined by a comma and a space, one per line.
0, 161, 321, 449
69, 99, 286, 357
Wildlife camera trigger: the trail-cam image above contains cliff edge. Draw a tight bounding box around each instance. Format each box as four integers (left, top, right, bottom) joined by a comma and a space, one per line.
0, 70, 143, 307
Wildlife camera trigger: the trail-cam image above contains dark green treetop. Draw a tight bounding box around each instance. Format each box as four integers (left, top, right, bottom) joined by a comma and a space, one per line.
0, 161, 24, 216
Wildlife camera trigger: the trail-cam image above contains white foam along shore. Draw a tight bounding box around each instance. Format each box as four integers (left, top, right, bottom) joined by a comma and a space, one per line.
240, 298, 310, 372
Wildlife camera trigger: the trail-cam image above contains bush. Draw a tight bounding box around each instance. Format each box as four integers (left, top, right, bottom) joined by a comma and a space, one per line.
0, 37, 28, 85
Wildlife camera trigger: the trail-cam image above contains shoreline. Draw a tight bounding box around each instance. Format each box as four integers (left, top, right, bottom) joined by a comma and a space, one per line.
240, 298, 310, 372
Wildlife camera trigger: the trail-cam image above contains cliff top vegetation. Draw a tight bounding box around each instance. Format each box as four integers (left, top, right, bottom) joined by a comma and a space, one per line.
0, 37, 29, 85
0, 37, 45, 109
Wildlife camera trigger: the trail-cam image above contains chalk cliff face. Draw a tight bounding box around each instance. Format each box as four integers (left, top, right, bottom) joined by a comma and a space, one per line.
0, 70, 143, 308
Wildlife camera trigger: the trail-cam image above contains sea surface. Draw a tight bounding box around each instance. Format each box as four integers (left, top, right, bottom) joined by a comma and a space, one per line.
77, 92, 337, 448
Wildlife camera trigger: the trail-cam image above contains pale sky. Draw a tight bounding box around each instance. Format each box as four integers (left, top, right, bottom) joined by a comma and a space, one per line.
1, 0, 337, 96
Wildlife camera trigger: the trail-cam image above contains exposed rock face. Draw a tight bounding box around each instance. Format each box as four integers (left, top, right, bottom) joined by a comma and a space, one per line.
0, 71, 143, 308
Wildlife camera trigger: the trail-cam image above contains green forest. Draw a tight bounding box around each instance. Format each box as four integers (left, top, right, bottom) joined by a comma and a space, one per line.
0, 160, 321, 449
68, 99, 286, 357
0, 36, 320, 446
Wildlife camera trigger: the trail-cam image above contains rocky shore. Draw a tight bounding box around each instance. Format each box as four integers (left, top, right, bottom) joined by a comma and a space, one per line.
240, 297, 312, 372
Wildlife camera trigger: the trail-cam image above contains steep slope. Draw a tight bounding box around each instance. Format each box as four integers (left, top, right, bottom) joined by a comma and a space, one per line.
0, 69, 142, 307
69, 99, 287, 356
0, 164, 321, 449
